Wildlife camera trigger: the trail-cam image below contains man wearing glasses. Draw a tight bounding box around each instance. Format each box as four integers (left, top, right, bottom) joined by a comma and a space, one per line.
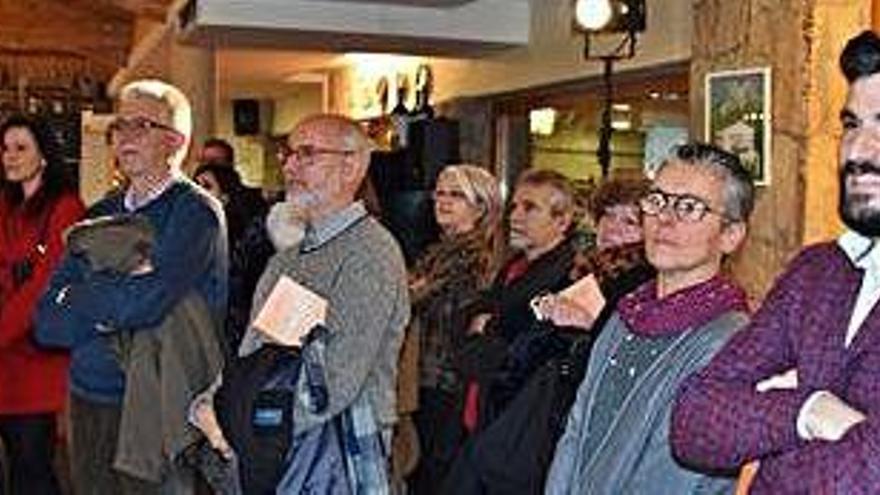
671, 31, 880, 494
545, 142, 754, 494
36, 80, 227, 494
236, 114, 409, 490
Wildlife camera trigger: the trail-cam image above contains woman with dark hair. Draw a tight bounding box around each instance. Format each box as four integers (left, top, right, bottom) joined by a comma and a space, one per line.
0, 114, 85, 494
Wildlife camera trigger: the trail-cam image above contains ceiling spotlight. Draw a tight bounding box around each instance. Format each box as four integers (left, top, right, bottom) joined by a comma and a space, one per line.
573, 0, 646, 33
574, 0, 613, 31
573, 0, 647, 178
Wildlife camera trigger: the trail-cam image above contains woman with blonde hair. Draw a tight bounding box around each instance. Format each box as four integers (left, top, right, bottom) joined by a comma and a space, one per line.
394, 164, 501, 494
420, 164, 501, 284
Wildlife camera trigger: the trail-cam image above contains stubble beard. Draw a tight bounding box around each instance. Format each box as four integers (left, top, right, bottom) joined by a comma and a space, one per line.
840, 165, 880, 238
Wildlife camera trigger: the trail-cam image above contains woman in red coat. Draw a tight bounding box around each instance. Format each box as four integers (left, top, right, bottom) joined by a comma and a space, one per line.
0, 114, 84, 494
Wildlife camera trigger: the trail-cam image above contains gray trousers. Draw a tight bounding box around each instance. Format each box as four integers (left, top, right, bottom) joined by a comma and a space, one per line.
69, 395, 122, 495
69, 395, 194, 495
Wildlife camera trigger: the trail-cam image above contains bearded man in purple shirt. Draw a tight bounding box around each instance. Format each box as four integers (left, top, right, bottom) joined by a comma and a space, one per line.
671, 30, 880, 494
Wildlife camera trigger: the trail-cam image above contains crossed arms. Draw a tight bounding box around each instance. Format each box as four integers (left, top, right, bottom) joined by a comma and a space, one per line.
670, 247, 880, 492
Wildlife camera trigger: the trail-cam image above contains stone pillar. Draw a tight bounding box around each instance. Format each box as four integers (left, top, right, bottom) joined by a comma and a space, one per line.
803, 2, 870, 245
692, 0, 869, 300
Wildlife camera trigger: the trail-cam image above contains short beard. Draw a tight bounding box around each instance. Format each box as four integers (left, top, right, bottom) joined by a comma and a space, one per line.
840, 160, 880, 237
286, 189, 323, 213
266, 201, 306, 250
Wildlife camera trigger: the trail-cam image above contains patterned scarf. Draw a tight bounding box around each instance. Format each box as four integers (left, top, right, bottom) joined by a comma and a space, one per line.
410, 232, 489, 303
617, 275, 748, 337
570, 241, 649, 288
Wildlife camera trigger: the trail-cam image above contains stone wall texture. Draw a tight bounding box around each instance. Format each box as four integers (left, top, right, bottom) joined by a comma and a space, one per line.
803, 2, 870, 244
692, 0, 869, 301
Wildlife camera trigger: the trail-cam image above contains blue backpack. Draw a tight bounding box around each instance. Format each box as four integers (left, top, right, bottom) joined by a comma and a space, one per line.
214, 328, 334, 494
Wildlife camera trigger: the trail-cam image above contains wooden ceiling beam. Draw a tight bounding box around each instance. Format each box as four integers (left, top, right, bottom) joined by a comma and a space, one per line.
0, 0, 173, 82
93, 0, 171, 19
0, 0, 133, 74
45, 0, 172, 20
44, 0, 133, 22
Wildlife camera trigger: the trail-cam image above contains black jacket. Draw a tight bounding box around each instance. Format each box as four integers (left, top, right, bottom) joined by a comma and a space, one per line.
443, 244, 655, 495
488, 237, 577, 344
479, 237, 578, 422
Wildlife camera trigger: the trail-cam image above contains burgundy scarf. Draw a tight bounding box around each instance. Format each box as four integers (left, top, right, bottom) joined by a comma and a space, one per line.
617, 276, 748, 338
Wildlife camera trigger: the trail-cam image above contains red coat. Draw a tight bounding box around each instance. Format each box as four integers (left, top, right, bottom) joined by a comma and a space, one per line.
0, 191, 84, 414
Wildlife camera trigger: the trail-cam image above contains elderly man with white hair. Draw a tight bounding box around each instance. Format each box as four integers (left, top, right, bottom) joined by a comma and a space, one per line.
36, 80, 227, 494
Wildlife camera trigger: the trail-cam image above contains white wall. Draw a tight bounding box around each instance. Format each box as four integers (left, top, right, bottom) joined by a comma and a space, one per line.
272, 84, 325, 135
214, 82, 324, 187
80, 112, 116, 206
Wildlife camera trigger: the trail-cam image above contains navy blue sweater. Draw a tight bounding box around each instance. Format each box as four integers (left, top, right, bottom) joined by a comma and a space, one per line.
36, 178, 228, 403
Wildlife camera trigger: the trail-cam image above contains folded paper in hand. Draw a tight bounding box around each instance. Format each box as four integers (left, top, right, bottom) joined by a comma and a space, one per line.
557, 274, 606, 320
252, 275, 328, 346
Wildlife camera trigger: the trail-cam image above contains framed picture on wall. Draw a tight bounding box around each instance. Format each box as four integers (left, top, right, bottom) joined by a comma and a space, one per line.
705, 67, 772, 186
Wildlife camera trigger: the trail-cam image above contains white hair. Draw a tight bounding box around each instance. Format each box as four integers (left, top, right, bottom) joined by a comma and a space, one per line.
119, 79, 192, 170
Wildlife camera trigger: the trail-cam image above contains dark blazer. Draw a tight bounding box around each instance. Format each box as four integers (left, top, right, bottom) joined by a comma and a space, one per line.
443, 243, 654, 494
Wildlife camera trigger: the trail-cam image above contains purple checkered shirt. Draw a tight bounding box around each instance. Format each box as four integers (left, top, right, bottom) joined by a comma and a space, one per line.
671, 242, 880, 494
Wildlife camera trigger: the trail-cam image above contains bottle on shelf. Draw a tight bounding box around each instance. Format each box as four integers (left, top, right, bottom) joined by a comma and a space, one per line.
389, 80, 410, 150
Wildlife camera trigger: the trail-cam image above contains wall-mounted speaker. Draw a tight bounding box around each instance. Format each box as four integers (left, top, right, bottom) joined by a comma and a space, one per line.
233, 99, 260, 135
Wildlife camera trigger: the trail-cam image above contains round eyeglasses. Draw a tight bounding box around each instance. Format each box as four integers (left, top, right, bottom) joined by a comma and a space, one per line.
639, 190, 728, 223
276, 144, 356, 165
107, 117, 177, 138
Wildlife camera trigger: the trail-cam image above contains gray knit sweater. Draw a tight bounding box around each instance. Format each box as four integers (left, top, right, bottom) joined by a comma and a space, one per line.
239, 203, 410, 434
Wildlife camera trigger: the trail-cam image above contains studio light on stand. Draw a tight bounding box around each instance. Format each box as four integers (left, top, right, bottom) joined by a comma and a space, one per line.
573, 0, 646, 177
575, 0, 614, 31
